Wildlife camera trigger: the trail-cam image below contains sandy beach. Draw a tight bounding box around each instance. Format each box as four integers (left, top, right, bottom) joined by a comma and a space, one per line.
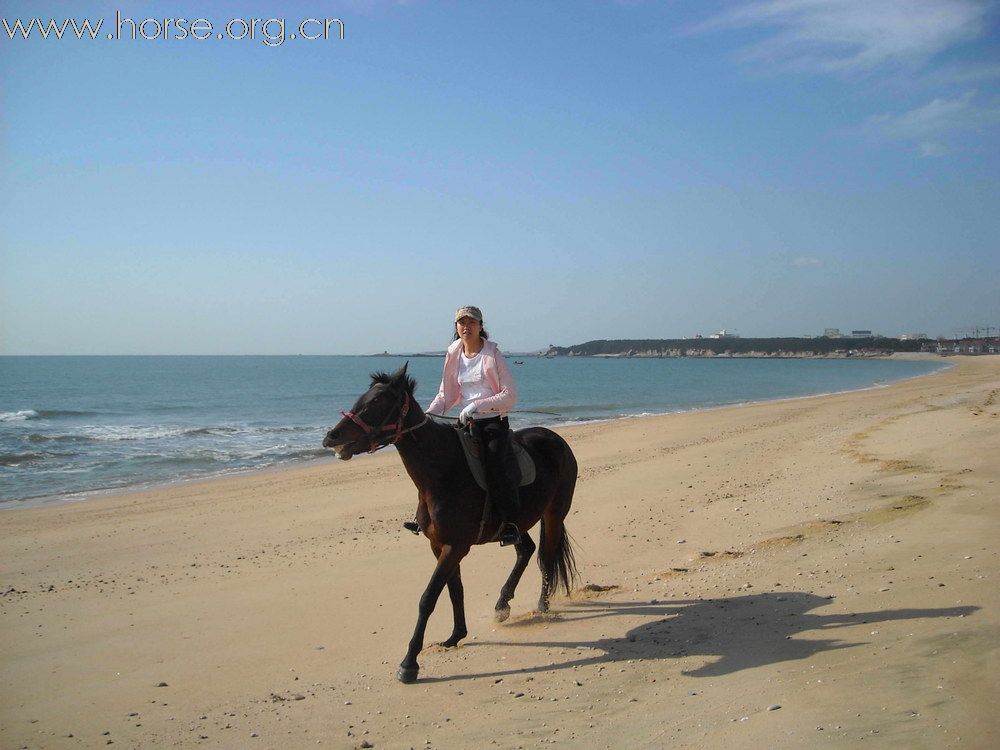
2, 355, 998, 749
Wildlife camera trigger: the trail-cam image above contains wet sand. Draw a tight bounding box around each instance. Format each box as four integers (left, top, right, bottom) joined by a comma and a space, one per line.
2, 355, 998, 749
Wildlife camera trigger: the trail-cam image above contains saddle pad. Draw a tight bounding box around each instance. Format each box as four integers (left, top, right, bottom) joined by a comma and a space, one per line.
455, 427, 536, 491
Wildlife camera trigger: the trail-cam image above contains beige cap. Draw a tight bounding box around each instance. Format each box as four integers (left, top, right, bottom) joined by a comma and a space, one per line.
454, 305, 483, 322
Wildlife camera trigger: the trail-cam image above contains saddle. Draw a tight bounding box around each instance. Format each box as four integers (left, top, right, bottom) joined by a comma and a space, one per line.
454, 424, 536, 491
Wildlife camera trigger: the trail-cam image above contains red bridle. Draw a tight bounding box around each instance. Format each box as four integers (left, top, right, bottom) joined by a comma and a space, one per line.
341, 391, 424, 453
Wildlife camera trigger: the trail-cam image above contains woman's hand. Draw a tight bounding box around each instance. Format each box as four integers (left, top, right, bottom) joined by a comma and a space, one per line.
459, 403, 478, 425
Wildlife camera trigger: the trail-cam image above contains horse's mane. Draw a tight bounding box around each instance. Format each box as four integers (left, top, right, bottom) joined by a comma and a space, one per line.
370, 370, 417, 395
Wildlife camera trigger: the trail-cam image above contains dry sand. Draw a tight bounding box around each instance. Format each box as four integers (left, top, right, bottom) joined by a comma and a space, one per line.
2, 356, 998, 749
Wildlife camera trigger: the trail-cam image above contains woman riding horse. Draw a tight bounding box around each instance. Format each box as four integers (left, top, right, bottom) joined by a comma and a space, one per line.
405, 305, 521, 546
324, 361, 579, 683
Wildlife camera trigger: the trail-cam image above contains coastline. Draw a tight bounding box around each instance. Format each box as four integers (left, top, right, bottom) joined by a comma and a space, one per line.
581, 351, 924, 358
2, 353, 952, 511
2, 356, 998, 749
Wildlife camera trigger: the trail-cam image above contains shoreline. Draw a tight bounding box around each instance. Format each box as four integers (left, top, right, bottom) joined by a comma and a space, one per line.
2, 355, 953, 512
578, 351, 931, 359
2, 355, 998, 748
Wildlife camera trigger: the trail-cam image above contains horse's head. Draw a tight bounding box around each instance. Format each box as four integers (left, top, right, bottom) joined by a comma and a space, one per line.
323, 363, 417, 460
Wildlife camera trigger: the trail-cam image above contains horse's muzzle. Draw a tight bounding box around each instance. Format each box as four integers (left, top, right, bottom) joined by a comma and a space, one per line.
323, 429, 354, 460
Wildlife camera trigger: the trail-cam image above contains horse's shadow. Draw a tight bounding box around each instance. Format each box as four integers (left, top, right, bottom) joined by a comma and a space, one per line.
419, 592, 978, 683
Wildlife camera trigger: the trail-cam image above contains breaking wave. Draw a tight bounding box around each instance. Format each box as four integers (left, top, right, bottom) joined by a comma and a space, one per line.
0, 410, 39, 422
0, 452, 47, 466
1, 409, 99, 422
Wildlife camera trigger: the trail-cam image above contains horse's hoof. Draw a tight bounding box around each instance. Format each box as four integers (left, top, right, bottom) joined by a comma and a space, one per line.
440, 632, 466, 649
397, 665, 419, 684
494, 605, 510, 623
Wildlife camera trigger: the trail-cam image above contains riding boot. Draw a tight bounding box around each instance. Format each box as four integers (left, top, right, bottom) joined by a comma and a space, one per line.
402, 520, 421, 535
476, 416, 520, 546
494, 487, 521, 546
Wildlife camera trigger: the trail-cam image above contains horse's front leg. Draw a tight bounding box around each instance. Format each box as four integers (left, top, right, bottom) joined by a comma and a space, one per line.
398, 543, 469, 684
440, 564, 467, 648
494, 532, 536, 623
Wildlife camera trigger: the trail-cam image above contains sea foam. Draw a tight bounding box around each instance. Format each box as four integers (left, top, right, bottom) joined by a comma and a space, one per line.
0, 410, 39, 422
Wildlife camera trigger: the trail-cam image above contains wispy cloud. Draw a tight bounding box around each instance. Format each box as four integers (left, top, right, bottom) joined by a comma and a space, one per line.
689, 0, 999, 155
866, 90, 1000, 155
929, 60, 1000, 85
691, 0, 989, 74
790, 256, 822, 268
919, 141, 950, 157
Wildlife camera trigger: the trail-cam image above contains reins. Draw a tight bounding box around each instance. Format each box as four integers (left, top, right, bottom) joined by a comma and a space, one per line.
426, 409, 562, 424
341, 392, 429, 454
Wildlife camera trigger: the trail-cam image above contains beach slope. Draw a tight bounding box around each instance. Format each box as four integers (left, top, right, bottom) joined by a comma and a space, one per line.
2, 357, 998, 749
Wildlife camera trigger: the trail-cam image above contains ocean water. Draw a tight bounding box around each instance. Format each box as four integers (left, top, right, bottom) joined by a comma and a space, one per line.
0, 355, 946, 506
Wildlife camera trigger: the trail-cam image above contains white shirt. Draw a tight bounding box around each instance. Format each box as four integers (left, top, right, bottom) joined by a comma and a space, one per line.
457, 350, 494, 410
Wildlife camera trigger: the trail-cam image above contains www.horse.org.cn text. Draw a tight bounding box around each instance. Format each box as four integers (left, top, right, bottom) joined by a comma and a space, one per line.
1, 12, 345, 46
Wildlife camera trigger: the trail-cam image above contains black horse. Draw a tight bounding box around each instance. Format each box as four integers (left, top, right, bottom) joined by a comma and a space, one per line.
323, 364, 579, 683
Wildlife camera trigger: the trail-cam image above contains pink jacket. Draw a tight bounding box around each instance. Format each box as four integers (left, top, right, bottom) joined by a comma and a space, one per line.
427, 338, 518, 417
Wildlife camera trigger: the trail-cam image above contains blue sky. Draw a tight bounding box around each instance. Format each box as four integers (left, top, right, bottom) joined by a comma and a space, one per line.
2, 0, 998, 354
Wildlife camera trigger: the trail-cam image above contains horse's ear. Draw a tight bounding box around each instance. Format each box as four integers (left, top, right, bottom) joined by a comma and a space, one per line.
392, 362, 417, 395
390, 362, 409, 389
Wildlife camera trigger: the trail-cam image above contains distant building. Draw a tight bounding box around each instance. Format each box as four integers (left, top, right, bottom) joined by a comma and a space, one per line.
899, 333, 928, 341
824, 328, 842, 338
957, 339, 1000, 354
933, 338, 999, 355
709, 329, 739, 339
851, 330, 873, 337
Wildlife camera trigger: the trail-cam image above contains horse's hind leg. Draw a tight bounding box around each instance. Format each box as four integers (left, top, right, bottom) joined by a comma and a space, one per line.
440, 565, 468, 648
494, 532, 536, 623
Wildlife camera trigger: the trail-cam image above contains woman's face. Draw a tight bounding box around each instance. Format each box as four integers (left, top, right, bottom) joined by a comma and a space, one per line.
456, 316, 482, 341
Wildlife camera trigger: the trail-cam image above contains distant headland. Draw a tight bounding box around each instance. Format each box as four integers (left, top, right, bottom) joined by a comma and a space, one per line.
541, 336, 929, 358
371, 335, 997, 358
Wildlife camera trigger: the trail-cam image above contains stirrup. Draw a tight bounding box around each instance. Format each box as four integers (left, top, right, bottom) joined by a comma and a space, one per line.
402, 520, 421, 535
499, 523, 520, 547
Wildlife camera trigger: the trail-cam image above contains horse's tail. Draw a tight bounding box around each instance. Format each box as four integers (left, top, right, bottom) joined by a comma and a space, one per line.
524, 426, 579, 603
538, 520, 578, 598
